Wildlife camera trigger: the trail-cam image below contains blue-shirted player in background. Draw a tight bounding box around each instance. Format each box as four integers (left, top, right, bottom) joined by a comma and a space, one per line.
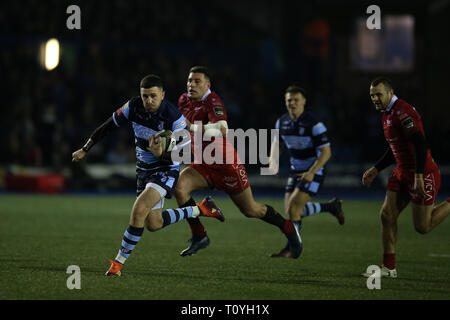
72, 75, 224, 276
268, 85, 344, 258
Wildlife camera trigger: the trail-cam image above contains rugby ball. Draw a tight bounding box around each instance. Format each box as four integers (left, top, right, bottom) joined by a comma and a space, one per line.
154, 130, 176, 153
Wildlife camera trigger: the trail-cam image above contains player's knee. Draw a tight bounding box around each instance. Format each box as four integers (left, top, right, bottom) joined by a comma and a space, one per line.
144, 215, 162, 232
380, 207, 396, 225
132, 203, 150, 219
144, 219, 157, 232
239, 204, 264, 218
414, 224, 429, 235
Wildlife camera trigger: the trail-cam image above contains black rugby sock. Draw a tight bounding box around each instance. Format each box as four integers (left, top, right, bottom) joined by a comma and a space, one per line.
181, 197, 206, 238
261, 205, 294, 233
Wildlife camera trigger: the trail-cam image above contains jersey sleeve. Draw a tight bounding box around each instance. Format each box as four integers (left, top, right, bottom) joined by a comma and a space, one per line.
395, 105, 421, 139
311, 122, 330, 148
112, 100, 131, 127
171, 114, 187, 132
206, 94, 227, 123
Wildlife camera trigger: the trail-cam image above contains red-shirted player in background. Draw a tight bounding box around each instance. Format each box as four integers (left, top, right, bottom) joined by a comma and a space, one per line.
362, 77, 450, 278
175, 66, 302, 258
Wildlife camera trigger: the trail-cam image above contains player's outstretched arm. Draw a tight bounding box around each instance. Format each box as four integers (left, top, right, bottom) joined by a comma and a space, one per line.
71, 117, 116, 163
362, 146, 396, 187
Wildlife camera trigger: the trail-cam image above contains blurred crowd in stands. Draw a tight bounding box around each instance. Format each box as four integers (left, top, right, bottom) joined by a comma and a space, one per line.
1, 0, 448, 174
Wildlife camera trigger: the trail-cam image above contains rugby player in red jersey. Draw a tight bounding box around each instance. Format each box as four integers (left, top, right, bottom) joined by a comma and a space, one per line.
362, 77, 450, 278
174, 66, 302, 258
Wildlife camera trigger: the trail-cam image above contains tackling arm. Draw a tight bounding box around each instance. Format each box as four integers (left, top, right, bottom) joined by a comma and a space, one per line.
190, 120, 228, 139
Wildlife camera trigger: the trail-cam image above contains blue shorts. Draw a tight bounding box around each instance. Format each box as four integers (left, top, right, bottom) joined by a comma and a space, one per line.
285, 170, 326, 196
136, 168, 179, 199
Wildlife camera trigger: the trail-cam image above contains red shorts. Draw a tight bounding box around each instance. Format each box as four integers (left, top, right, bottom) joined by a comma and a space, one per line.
190, 163, 250, 194
386, 165, 441, 206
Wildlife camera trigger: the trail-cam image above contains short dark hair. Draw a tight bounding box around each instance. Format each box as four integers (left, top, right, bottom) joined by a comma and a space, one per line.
370, 77, 394, 91
140, 74, 164, 89
285, 85, 307, 99
189, 66, 211, 81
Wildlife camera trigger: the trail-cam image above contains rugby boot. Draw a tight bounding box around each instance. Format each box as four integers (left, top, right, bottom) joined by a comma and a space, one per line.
328, 198, 345, 225
284, 222, 303, 259
197, 196, 225, 222
180, 235, 210, 257
105, 259, 123, 276
361, 265, 397, 278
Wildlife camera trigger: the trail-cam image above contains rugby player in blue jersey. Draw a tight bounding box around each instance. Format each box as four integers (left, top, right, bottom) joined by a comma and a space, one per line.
268, 85, 344, 258
72, 75, 224, 276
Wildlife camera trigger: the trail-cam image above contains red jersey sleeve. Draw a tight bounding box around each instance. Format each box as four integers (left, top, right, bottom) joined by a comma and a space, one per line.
394, 103, 422, 139
206, 92, 227, 123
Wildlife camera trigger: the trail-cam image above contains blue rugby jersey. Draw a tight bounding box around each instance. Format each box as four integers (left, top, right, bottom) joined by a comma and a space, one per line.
112, 96, 188, 171
275, 111, 330, 174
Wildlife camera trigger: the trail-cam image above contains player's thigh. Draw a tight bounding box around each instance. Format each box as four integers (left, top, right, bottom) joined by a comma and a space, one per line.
287, 188, 311, 212
229, 187, 266, 218
174, 166, 209, 197
380, 190, 410, 223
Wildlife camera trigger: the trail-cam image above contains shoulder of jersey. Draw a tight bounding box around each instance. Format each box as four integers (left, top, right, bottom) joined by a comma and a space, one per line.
395, 99, 418, 116
128, 96, 141, 107
162, 99, 182, 119
279, 113, 290, 122
126, 96, 142, 113
206, 91, 224, 107
302, 111, 319, 125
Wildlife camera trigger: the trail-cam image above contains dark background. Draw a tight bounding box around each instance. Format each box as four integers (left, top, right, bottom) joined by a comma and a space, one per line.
1, 0, 449, 192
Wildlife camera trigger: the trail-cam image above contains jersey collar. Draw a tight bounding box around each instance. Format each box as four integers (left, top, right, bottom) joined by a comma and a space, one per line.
201, 89, 212, 101
386, 95, 398, 112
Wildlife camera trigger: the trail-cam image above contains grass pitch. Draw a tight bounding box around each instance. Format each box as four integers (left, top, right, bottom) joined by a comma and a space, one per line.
0, 194, 449, 300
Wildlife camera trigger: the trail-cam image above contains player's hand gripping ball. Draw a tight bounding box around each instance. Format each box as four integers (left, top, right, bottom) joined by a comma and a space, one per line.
153, 130, 176, 153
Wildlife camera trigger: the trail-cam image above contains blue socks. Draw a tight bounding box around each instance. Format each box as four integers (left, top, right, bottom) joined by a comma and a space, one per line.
115, 225, 144, 264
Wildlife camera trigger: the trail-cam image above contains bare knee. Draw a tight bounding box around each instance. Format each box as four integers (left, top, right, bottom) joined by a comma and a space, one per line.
414, 224, 429, 235
380, 206, 397, 226
144, 219, 158, 232
239, 203, 265, 218
144, 213, 163, 232
130, 203, 151, 227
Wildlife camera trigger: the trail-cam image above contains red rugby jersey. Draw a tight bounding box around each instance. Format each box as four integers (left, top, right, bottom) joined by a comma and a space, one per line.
178, 91, 238, 164
382, 98, 434, 171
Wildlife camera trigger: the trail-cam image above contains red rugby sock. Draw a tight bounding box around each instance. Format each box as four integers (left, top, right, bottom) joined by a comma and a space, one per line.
383, 253, 396, 270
